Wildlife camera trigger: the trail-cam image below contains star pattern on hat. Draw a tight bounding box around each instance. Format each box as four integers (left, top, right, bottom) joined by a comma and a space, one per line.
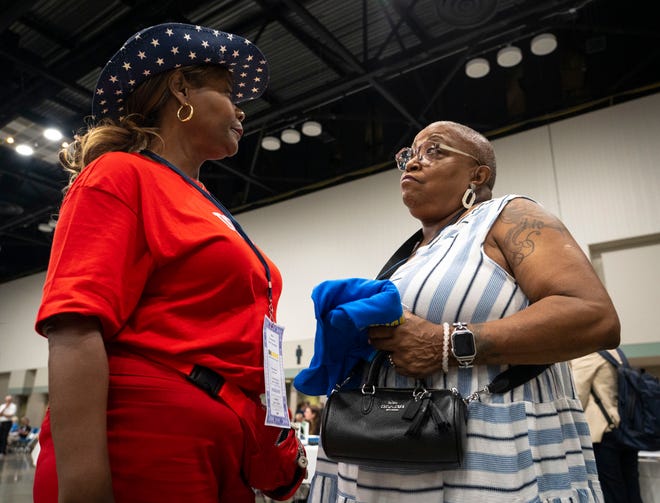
92, 23, 269, 121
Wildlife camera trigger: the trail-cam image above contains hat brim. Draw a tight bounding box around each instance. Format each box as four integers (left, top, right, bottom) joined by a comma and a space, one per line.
92, 23, 268, 121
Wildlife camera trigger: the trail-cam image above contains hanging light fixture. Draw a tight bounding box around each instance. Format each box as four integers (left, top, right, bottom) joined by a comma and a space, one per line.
465, 58, 490, 78
497, 46, 522, 67
301, 121, 322, 137
261, 136, 281, 151
281, 128, 301, 144
530, 33, 557, 56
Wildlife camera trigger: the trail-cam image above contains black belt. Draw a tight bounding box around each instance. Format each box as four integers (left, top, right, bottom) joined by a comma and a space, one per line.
187, 364, 225, 397
187, 363, 294, 446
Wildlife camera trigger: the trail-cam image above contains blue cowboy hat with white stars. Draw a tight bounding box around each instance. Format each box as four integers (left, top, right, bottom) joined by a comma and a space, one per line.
92, 22, 269, 121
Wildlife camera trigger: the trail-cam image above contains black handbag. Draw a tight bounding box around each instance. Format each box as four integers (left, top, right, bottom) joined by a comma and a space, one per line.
321, 350, 549, 470
321, 351, 466, 469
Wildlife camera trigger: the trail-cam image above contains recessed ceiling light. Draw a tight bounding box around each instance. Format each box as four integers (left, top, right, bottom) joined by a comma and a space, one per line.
531, 33, 557, 56
43, 128, 63, 141
38, 222, 54, 233
497, 46, 522, 67
301, 121, 322, 137
261, 136, 281, 151
465, 58, 490, 78
281, 128, 301, 144
15, 144, 34, 156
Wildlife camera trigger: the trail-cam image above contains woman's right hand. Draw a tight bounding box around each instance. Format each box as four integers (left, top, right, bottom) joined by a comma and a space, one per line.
45, 314, 114, 503
369, 310, 444, 377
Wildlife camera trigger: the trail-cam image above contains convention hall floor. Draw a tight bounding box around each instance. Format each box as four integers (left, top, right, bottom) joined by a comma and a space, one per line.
0, 452, 35, 503
0, 452, 291, 502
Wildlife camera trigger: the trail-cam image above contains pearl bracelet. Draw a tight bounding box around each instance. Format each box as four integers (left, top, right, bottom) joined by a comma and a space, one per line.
442, 322, 450, 373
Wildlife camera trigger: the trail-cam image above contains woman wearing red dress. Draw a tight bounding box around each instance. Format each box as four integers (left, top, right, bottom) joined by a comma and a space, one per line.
34, 23, 304, 503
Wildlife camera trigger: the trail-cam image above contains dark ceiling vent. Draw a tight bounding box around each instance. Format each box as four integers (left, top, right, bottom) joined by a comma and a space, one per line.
435, 0, 499, 27
0, 201, 24, 216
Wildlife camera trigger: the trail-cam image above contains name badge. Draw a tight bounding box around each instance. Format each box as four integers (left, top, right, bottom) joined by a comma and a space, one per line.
262, 315, 290, 428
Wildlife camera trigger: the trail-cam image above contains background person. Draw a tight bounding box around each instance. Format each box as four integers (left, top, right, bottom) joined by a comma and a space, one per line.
17, 416, 32, 439
33, 23, 303, 503
0, 395, 17, 457
303, 404, 322, 436
572, 351, 643, 503
308, 120, 620, 502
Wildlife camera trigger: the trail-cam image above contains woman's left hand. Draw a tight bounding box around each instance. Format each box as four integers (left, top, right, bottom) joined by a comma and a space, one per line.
368, 310, 443, 377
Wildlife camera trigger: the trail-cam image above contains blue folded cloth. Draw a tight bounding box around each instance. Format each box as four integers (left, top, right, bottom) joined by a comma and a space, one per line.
293, 278, 404, 396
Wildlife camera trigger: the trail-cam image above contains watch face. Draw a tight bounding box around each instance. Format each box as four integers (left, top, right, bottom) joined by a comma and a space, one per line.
453, 330, 476, 357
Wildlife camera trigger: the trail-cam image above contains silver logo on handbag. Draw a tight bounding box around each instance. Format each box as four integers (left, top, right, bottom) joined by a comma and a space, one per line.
380, 400, 406, 412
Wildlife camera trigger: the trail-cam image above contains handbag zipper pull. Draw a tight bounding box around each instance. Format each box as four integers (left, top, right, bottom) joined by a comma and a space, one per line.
405, 394, 431, 437
428, 399, 450, 431
402, 397, 423, 420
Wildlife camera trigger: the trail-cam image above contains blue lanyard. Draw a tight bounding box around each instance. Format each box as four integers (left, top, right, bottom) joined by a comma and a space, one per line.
141, 150, 274, 318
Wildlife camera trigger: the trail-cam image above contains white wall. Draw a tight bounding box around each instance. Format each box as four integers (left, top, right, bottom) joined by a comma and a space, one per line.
0, 273, 48, 371
490, 126, 560, 214
599, 242, 660, 346
549, 97, 660, 244
2, 92, 660, 376
242, 93, 660, 353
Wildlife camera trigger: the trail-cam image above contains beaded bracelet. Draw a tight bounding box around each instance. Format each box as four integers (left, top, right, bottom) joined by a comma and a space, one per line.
442, 322, 450, 373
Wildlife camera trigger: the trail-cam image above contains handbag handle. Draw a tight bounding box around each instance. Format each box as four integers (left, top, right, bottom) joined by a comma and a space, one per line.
363, 351, 389, 388
360, 351, 549, 402
361, 351, 427, 391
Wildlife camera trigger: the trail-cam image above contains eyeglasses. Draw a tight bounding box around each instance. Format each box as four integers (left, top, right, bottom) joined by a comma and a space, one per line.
395, 141, 480, 171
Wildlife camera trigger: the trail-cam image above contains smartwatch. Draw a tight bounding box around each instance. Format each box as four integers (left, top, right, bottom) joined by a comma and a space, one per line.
451, 322, 476, 368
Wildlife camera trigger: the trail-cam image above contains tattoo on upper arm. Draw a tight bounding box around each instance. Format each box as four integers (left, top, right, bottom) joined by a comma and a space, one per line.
500, 202, 565, 266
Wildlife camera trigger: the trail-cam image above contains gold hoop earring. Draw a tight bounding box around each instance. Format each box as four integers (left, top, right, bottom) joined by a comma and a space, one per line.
177, 103, 194, 122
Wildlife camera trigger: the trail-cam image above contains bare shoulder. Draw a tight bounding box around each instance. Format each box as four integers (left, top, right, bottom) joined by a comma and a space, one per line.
493, 197, 569, 267
499, 197, 566, 231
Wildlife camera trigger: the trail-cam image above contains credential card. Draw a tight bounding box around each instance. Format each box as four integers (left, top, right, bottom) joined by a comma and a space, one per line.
262, 315, 290, 428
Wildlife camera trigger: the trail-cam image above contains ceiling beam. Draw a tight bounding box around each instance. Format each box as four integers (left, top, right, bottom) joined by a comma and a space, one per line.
0, 0, 41, 32
251, 0, 350, 77
0, 166, 64, 193
1, 230, 52, 247
279, 0, 422, 129
372, 0, 421, 61
244, 0, 586, 133
390, 0, 431, 46
204, 160, 276, 194
0, 0, 214, 129
0, 204, 56, 234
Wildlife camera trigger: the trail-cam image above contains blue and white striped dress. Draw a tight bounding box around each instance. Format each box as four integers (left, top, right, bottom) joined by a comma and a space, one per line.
309, 195, 603, 503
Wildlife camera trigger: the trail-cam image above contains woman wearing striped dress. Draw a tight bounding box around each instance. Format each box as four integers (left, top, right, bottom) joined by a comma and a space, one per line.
308, 121, 620, 502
